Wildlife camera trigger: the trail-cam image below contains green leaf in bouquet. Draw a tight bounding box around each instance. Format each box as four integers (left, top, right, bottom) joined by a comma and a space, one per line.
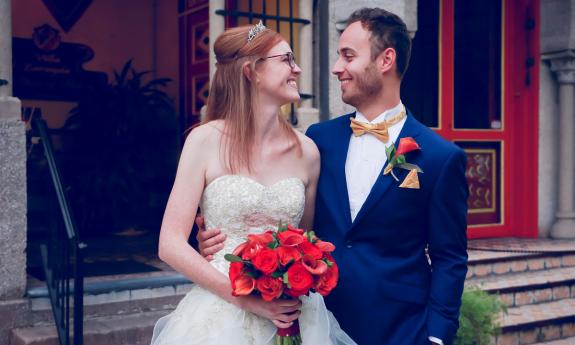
224, 254, 243, 263
283, 272, 291, 288
305, 231, 316, 242
271, 270, 283, 278
323, 258, 334, 267
278, 220, 288, 232
268, 241, 279, 249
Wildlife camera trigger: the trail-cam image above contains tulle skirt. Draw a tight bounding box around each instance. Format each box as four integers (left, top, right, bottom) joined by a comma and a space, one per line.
150, 285, 357, 345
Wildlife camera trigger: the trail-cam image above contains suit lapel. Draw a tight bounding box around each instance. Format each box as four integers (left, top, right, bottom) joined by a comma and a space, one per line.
350, 113, 422, 229
331, 114, 354, 230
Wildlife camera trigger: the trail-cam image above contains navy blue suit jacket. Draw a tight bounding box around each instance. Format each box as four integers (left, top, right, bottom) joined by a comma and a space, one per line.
306, 112, 468, 345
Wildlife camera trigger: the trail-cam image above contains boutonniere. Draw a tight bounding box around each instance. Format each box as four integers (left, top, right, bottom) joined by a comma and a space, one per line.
383, 137, 423, 189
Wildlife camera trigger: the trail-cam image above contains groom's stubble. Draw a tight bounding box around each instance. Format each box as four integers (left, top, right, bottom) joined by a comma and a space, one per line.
342, 62, 384, 109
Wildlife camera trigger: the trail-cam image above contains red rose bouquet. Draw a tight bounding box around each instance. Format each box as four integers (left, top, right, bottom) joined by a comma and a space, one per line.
224, 222, 339, 345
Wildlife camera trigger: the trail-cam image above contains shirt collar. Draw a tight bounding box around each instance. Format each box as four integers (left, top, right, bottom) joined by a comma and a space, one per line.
355, 101, 404, 124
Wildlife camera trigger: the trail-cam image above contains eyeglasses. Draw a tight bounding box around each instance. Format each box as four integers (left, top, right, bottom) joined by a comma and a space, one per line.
261, 52, 297, 69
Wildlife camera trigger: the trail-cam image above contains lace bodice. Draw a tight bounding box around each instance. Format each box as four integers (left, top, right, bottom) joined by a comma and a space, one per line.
200, 175, 305, 273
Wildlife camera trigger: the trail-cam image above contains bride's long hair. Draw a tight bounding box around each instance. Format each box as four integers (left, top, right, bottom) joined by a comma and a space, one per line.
205, 25, 301, 173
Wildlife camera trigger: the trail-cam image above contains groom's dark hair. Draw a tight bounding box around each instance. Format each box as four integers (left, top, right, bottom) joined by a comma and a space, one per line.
347, 8, 412, 78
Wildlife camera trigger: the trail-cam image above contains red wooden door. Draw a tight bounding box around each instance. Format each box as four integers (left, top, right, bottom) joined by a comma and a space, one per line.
179, 0, 210, 130
403, 0, 539, 238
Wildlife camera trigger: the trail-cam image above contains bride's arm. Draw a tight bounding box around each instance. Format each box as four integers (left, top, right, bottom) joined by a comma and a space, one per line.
158, 126, 301, 327
158, 126, 231, 298
299, 136, 321, 231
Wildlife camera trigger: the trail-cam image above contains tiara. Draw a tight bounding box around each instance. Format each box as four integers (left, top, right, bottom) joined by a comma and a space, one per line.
247, 21, 266, 42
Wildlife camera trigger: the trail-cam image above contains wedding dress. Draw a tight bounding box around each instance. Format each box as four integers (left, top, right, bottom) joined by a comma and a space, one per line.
151, 175, 356, 345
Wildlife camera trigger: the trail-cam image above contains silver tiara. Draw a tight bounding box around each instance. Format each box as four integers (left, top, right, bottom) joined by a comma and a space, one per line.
247, 21, 266, 42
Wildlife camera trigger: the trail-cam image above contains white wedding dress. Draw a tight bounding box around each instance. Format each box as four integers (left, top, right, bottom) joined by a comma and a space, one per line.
151, 175, 357, 345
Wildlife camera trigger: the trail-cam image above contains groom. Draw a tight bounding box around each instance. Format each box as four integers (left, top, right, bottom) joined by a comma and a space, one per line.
199, 7, 468, 345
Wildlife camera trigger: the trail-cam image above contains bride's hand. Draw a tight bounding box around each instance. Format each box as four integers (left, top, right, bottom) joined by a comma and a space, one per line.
236, 295, 302, 329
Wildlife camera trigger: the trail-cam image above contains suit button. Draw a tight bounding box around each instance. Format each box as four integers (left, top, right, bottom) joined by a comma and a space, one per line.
345, 240, 353, 248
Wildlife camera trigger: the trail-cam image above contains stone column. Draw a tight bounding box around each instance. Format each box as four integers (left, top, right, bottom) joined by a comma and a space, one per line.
0, 0, 27, 299
209, 0, 225, 82
296, 0, 319, 132
547, 53, 575, 239
202, 0, 226, 121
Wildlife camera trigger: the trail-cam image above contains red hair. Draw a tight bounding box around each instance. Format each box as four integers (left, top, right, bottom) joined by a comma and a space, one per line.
204, 25, 301, 173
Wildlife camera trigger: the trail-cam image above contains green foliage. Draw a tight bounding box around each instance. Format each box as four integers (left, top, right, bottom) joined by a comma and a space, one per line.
455, 287, 507, 345
62, 59, 180, 234
224, 254, 243, 263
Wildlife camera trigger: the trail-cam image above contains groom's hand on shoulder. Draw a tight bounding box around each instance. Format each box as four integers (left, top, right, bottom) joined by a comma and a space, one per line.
195, 215, 226, 261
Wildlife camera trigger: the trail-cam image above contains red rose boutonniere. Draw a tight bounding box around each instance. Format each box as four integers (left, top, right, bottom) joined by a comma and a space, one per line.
383, 137, 423, 189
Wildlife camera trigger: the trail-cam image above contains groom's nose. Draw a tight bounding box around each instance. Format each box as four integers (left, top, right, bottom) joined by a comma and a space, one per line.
332, 56, 345, 76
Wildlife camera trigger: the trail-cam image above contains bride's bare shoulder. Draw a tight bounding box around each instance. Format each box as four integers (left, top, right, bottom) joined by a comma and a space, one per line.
183, 120, 224, 151
293, 129, 320, 162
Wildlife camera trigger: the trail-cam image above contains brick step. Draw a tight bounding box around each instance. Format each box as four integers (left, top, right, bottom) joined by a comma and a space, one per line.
494, 298, 575, 345
10, 310, 168, 345
25, 274, 192, 325
532, 336, 575, 344
466, 266, 575, 307
467, 251, 575, 279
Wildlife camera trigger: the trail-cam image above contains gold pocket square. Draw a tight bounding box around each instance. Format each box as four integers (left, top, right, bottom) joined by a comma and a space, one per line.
399, 169, 420, 189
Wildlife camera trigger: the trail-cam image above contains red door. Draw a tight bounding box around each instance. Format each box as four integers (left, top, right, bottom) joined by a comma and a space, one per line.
403, 0, 539, 238
179, 0, 210, 130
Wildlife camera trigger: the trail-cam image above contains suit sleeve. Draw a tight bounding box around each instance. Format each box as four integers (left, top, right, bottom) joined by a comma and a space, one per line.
305, 123, 318, 141
427, 148, 469, 345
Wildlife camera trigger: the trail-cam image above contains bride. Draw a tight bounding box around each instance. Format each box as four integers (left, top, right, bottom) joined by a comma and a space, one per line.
151, 22, 356, 345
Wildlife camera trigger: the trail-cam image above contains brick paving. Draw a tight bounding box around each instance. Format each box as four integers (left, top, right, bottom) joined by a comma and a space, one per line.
533, 337, 575, 345
469, 238, 575, 253
499, 298, 575, 329
467, 266, 575, 292
467, 238, 575, 344
468, 249, 540, 263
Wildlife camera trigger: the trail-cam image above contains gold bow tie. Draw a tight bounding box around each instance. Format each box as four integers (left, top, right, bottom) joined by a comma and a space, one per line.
349, 110, 406, 142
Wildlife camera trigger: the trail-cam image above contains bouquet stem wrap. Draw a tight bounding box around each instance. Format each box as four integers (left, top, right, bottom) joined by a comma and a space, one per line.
275, 320, 301, 344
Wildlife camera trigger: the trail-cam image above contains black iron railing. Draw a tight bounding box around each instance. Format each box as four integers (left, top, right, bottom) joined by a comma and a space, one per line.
216, 0, 313, 125
32, 116, 85, 345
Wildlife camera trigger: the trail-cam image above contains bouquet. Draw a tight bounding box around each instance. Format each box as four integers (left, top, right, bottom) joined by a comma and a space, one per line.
224, 222, 339, 345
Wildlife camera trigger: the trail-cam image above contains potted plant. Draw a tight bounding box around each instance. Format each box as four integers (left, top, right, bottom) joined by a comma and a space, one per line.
61, 60, 179, 235
455, 287, 507, 345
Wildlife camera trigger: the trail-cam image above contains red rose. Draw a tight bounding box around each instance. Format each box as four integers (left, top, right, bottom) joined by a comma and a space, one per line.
232, 242, 247, 256
286, 262, 314, 295
256, 275, 284, 302
314, 262, 339, 296
252, 248, 279, 274
395, 137, 420, 157
278, 229, 305, 247
302, 255, 328, 275
232, 274, 255, 296
287, 224, 305, 234
248, 231, 274, 245
240, 242, 264, 260
298, 240, 323, 260
314, 240, 336, 253
276, 246, 303, 266
229, 262, 244, 289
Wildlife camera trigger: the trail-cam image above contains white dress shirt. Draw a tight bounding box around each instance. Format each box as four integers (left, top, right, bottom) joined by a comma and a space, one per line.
344, 102, 444, 345
345, 102, 406, 222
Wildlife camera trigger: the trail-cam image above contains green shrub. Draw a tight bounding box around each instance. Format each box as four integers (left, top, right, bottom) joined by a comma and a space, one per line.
455, 287, 507, 345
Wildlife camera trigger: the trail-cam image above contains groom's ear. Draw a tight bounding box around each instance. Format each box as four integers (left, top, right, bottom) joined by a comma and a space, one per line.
376, 47, 396, 75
